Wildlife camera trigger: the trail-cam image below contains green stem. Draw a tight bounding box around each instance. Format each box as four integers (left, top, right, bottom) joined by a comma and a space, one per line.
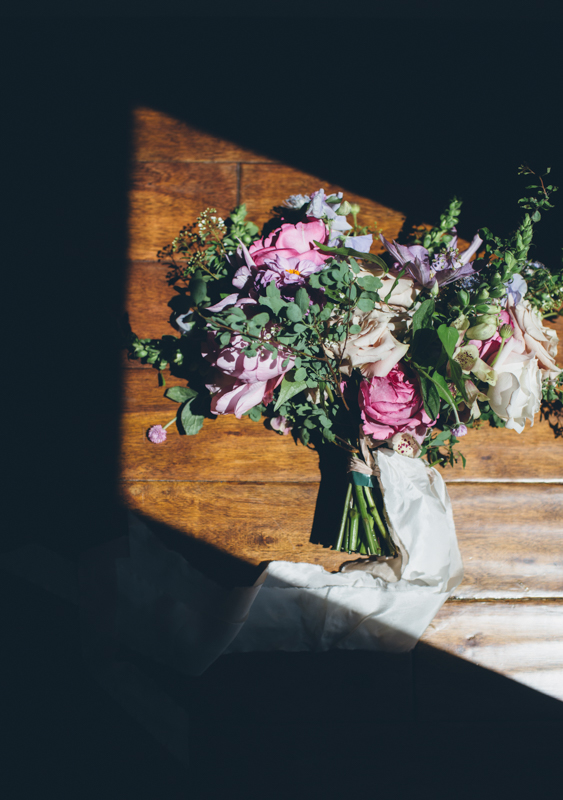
369, 493, 397, 557
163, 417, 177, 430
334, 483, 352, 551
348, 508, 360, 552
353, 484, 380, 555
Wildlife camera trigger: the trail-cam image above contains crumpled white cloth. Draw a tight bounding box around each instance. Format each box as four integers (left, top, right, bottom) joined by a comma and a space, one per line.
110, 449, 463, 674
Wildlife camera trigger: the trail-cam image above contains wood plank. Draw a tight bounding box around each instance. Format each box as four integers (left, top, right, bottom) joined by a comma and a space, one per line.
240, 163, 406, 241
133, 107, 277, 163
128, 162, 238, 261
119, 368, 563, 483
420, 601, 563, 701
119, 481, 563, 598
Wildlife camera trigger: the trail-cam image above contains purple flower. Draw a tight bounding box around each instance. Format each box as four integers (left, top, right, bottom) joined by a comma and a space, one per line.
503, 273, 527, 306
380, 233, 483, 291
451, 424, 468, 437
343, 234, 373, 253
147, 425, 167, 443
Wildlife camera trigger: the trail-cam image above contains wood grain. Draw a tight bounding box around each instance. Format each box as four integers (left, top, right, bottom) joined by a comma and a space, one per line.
119, 368, 563, 483
128, 162, 238, 261
121, 106, 563, 700
420, 601, 563, 701
133, 107, 277, 164
119, 481, 563, 598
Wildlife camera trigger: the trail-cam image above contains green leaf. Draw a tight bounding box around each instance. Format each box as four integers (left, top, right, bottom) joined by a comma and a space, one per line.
356, 274, 382, 292
274, 373, 308, 412
412, 299, 435, 334
295, 287, 310, 314
356, 297, 375, 312
437, 324, 458, 358
313, 241, 387, 270
251, 312, 270, 328
431, 370, 456, 406
294, 367, 307, 381
165, 386, 198, 403
190, 278, 208, 305
180, 401, 205, 436
349, 324, 362, 334
286, 303, 303, 322
247, 406, 262, 422
418, 374, 441, 420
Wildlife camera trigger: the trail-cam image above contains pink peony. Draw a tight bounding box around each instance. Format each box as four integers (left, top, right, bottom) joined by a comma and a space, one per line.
359, 365, 436, 442
205, 372, 282, 419
248, 220, 330, 268
202, 331, 294, 420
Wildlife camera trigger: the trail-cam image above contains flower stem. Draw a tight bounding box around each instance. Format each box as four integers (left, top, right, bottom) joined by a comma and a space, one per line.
348, 508, 360, 552
334, 483, 352, 551
368, 490, 397, 557
163, 417, 177, 430
353, 484, 380, 556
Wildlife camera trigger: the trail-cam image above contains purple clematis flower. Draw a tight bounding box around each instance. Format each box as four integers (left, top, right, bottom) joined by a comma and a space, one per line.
380, 232, 483, 290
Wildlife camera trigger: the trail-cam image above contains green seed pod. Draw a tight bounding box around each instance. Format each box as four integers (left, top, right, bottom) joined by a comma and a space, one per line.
476, 288, 490, 301
491, 272, 502, 286
477, 313, 500, 325
457, 289, 470, 307
475, 303, 497, 314
336, 200, 352, 216
489, 286, 505, 298
466, 322, 497, 340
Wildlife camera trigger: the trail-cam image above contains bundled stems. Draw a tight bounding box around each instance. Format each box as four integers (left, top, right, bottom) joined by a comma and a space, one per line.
334, 477, 397, 558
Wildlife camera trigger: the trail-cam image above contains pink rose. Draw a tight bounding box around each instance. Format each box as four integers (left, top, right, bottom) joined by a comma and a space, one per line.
248, 219, 330, 268
359, 365, 435, 442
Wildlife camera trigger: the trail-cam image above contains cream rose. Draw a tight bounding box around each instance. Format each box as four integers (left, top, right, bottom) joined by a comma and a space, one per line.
325, 307, 409, 378
486, 341, 542, 433
506, 295, 561, 381
357, 265, 419, 310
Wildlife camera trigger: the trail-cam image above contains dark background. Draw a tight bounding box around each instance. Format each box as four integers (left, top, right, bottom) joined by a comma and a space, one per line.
3, 19, 562, 799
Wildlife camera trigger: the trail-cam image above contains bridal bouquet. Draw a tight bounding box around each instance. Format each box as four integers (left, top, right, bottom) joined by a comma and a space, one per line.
128, 166, 561, 561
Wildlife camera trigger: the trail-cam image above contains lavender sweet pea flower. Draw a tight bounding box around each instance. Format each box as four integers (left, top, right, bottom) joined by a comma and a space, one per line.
307, 188, 343, 219
344, 234, 373, 253
503, 273, 527, 306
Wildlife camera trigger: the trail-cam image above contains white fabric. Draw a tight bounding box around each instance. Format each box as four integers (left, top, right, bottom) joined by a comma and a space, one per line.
113, 449, 463, 673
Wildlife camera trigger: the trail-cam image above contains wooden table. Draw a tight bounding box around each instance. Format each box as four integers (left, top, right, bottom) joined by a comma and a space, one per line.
121, 107, 563, 700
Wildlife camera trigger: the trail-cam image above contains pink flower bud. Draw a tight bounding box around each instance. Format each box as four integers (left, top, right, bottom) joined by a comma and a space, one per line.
147, 425, 167, 443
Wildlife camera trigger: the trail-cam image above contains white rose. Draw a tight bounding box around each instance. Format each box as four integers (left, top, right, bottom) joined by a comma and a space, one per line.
487, 346, 542, 433
507, 296, 561, 381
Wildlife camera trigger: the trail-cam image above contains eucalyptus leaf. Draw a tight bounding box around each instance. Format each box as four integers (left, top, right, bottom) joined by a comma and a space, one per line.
165, 386, 198, 403
180, 401, 205, 436
313, 241, 387, 270
295, 287, 310, 314
286, 303, 303, 322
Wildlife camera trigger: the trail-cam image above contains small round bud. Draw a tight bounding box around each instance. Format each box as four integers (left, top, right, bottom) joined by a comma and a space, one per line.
349, 203, 361, 215
476, 288, 489, 300
430, 280, 440, 297
336, 200, 352, 216
242, 234, 252, 245
499, 324, 513, 340
491, 272, 502, 286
